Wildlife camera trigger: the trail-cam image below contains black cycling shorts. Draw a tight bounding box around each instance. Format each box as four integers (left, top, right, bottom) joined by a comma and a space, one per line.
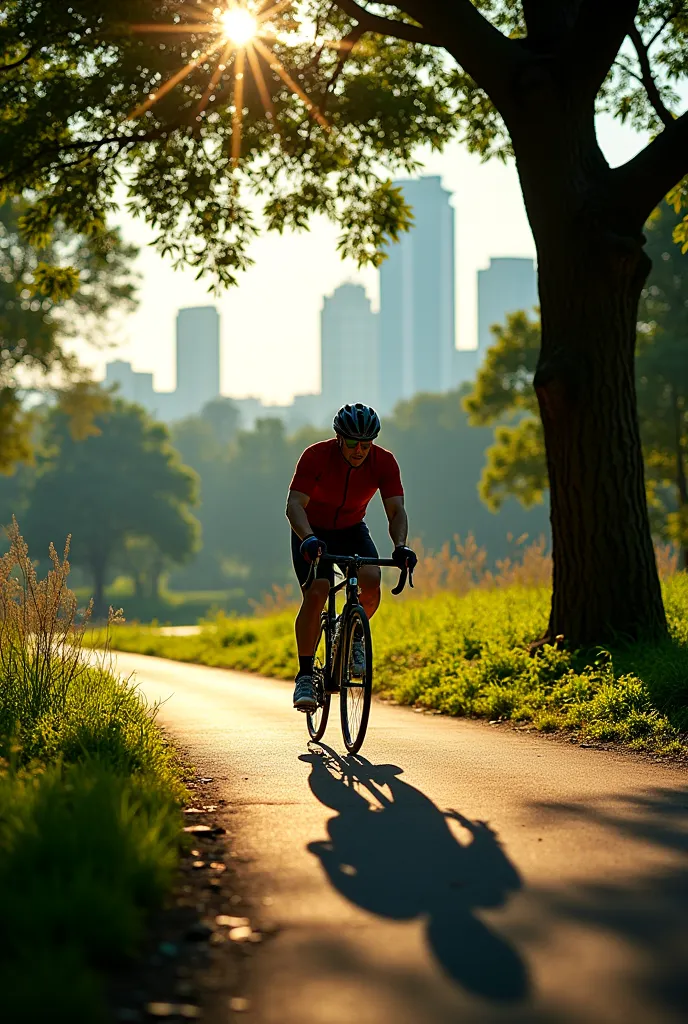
291, 521, 379, 589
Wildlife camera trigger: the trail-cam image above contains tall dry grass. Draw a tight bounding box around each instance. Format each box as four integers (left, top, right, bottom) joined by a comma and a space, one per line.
0, 520, 184, 1023
246, 534, 679, 613
0, 518, 131, 764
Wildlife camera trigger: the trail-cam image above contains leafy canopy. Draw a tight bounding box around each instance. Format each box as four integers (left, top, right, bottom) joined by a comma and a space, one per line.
0, 2, 686, 287
0, 197, 139, 469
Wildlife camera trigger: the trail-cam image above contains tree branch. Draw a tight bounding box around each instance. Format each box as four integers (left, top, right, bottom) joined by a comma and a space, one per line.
331, 0, 442, 46
628, 22, 673, 127
647, 1, 687, 48
569, 0, 640, 95
614, 111, 688, 228
522, 1, 583, 49
322, 2, 520, 119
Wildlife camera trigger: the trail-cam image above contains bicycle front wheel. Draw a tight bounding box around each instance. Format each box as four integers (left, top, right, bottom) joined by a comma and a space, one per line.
307, 617, 331, 741
340, 605, 373, 754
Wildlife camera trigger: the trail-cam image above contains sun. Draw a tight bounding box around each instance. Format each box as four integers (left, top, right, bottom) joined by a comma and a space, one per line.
128, 0, 332, 166
221, 8, 258, 46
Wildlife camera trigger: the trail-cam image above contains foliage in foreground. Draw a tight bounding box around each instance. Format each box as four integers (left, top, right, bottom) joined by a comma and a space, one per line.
96, 572, 688, 756
0, 522, 184, 1023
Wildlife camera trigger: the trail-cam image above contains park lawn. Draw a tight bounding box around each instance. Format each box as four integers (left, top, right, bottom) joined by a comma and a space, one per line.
0, 529, 187, 1024
90, 575, 688, 756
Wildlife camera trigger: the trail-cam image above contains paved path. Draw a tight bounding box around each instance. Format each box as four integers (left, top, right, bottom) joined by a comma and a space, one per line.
115, 651, 688, 1024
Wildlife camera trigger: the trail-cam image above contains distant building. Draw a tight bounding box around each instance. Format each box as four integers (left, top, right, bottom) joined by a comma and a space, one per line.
175, 306, 221, 419
453, 349, 478, 388
231, 396, 267, 432
104, 359, 156, 414
378, 176, 456, 414
477, 257, 538, 364
321, 283, 379, 416
288, 393, 324, 431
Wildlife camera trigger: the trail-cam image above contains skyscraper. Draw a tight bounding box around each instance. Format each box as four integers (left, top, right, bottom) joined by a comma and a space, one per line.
477, 257, 538, 362
175, 306, 221, 418
378, 176, 456, 414
104, 359, 156, 413
320, 283, 378, 417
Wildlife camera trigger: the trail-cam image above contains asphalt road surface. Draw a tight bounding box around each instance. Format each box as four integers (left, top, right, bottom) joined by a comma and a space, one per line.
114, 651, 688, 1024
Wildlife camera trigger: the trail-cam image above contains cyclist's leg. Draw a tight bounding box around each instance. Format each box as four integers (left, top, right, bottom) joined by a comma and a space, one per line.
291, 528, 332, 662
295, 578, 330, 657
358, 563, 381, 618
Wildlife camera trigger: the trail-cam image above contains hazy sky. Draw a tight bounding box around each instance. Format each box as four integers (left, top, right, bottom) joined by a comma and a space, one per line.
84, 113, 648, 405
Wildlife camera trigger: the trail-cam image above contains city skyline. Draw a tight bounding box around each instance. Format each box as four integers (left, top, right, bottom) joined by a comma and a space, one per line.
88, 116, 648, 404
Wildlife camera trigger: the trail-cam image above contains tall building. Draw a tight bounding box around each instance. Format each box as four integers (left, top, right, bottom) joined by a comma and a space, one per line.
104, 359, 156, 413
175, 306, 221, 418
378, 176, 456, 414
477, 257, 538, 363
320, 283, 378, 417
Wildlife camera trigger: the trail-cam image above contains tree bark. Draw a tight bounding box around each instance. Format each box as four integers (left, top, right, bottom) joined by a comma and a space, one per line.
532, 226, 667, 646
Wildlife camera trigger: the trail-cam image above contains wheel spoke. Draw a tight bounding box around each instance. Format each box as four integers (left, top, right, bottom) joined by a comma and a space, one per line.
340, 608, 372, 753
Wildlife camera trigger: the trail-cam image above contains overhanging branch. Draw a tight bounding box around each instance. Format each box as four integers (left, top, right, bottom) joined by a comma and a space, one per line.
613, 110, 688, 227
628, 23, 673, 128
569, 0, 640, 95
331, 0, 442, 46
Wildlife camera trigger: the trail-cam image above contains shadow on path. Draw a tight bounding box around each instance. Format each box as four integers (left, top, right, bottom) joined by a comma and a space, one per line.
300, 744, 529, 1003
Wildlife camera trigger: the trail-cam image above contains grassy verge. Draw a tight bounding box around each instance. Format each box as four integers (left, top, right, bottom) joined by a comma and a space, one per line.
1, 524, 186, 1023
92, 575, 688, 756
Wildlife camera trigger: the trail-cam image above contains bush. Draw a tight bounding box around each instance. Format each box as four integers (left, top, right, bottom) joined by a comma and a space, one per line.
0, 521, 184, 1022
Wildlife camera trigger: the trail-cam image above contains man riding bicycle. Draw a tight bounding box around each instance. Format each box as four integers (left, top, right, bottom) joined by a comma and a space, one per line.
286, 402, 417, 712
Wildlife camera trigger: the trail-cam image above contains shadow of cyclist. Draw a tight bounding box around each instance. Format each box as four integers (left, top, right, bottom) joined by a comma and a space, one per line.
300, 745, 529, 1003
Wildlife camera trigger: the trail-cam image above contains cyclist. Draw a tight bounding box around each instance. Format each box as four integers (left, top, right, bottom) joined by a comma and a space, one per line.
286, 402, 417, 712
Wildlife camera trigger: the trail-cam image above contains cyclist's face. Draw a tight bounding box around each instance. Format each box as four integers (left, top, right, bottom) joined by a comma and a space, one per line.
338, 437, 373, 466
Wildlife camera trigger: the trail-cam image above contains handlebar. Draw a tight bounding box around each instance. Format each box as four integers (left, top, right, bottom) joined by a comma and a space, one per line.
317, 553, 414, 594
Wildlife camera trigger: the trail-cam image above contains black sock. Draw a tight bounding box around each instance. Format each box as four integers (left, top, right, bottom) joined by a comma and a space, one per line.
298, 655, 314, 678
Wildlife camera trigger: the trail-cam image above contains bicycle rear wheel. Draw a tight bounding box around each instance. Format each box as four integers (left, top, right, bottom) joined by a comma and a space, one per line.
307, 617, 331, 741
340, 605, 372, 754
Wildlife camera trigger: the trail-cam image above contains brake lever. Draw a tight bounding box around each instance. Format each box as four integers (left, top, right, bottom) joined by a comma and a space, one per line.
391, 567, 407, 596
408, 567, 414, 589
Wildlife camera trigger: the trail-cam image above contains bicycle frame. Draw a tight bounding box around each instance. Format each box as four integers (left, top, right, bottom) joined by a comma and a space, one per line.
306, 552, 414, 749
316, 553, 412, 689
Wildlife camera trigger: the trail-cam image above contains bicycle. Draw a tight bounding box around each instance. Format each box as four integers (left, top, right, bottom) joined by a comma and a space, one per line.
306, 552, 414, 754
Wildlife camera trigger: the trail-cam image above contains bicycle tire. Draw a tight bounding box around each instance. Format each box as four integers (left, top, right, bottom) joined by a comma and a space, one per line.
340, 605, 373, 753
307, 616, 331, 741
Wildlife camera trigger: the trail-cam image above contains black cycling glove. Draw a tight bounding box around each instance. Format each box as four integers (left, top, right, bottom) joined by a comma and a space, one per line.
300, 535, 326, 564
392, 545, 417, 571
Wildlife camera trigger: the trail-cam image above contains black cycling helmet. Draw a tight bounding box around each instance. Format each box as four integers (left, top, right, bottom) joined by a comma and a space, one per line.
333, 403, 381, 441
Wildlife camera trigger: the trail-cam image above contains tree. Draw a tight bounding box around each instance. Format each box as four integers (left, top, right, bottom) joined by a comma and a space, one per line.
3, 2, 688, 643
466, 200, 688, 566
637, 202, 688, 567
23, 401, 200, 614
0, 197, 139, 469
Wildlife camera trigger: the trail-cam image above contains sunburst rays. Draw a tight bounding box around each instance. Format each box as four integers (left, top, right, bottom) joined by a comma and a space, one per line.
128, 0, 335, 165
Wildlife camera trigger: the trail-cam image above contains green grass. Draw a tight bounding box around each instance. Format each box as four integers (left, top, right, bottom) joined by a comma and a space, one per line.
76, 580, 247, 625
0, 526, 187, 1023
93, 576, 688, 756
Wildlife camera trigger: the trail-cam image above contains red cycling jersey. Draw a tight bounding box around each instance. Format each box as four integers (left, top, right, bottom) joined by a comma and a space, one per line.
290, 438, 403, 530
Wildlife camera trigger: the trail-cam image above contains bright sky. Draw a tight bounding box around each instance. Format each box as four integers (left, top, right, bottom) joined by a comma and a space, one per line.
85, 113, 649, 405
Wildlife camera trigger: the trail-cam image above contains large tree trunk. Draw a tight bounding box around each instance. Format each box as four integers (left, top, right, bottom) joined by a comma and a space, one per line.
533, 228, 667, 646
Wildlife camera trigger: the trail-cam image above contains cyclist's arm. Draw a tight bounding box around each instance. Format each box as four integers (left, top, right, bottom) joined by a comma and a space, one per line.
383, 496, 408, 547
286, 489, 316, 541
